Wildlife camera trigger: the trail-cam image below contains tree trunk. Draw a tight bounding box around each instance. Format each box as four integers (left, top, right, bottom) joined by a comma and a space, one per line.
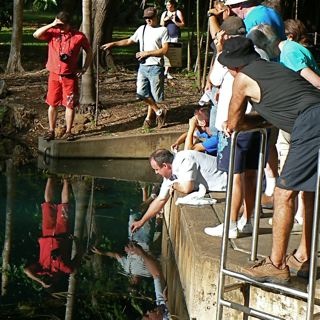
65, 177, 90, 320
1, 160, 15, 296
80, 0, 95, 106
92, 0, 110, 66
6, 0, 24, 74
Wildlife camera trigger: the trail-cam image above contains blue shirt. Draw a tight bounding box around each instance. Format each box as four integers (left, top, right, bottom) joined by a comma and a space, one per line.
244, 5, 286, 39
280, 40, 320, 74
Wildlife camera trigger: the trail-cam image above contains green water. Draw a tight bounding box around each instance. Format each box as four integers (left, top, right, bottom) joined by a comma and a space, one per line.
0, 160, 173, 319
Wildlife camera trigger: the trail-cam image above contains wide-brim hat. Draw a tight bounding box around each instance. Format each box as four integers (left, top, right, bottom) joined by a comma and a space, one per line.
143, 7, 157, 18
225, 0, 249, 5
218, 37, 260, 68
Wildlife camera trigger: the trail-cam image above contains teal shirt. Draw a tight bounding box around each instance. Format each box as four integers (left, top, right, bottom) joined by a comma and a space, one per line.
280, 40, 320, 75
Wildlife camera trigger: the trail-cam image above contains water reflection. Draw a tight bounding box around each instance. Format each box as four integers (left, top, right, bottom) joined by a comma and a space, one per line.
24, 176, 80, 291
0, 161, 189, 319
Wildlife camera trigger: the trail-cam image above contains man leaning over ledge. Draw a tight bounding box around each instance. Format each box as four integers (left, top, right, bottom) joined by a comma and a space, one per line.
131, 149, 227, 233
218, 37, 320, 284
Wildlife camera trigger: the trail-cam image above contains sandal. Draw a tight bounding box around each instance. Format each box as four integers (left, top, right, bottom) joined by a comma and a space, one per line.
64, 132, 75, 141
43, 130, 55, 141
142, 119, 153, 129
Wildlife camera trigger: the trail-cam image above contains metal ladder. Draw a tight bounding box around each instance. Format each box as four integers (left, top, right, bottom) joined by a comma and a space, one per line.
216, 128, 320, 320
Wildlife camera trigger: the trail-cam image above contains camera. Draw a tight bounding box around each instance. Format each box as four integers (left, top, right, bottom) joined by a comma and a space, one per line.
60, 53, 70, 62
138, 57, 146, 64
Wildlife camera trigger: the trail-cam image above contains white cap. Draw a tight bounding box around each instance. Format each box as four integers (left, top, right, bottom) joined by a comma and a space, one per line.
224, 0, 248, 5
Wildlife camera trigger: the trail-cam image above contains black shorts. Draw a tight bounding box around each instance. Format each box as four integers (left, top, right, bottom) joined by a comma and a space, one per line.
278, 105, 320, 192
217, 131, 261, 174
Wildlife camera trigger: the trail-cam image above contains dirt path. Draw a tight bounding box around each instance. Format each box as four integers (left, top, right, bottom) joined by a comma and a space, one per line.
2, 68, 201, 159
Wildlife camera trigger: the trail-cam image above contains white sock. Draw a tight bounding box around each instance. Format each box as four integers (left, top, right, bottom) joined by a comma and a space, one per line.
265, 177, 276, 196
155, 109, 162, 116
230, 221, 237, 230
294, 212, 303, 225
238, 215, 247, 226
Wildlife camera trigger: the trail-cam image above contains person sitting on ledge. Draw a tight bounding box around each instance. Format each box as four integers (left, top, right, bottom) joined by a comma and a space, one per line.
170, 106, 218, 156
131, 148, 227, 233
218, 37, 320, 284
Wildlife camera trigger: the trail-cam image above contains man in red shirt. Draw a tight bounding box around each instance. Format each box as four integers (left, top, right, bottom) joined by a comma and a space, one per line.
33, 11, 93, 141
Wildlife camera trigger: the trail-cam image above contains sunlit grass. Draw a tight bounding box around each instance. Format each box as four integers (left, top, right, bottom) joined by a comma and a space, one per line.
0, 10, 194, 64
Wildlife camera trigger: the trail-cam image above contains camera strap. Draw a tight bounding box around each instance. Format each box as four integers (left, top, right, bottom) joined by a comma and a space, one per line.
141, 24, 147, 52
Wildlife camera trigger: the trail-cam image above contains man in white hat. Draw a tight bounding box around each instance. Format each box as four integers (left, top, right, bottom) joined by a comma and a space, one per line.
224, 0, 285, 39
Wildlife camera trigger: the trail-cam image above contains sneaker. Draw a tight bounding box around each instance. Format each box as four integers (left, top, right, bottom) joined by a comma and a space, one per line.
237, 219, 253, 234
286, 250, 309, 278
261, 193, 273, 209
156, 109, 167, 129
242, 256, 290, 284
204, 223, 238, 239
43, 130, 55, 141
166, 73, 173, 80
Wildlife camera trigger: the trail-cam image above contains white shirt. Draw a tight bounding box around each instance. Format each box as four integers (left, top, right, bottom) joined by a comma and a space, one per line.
130, 24, 169, 65
210, 55, 252, 131
158, 150, 227, 199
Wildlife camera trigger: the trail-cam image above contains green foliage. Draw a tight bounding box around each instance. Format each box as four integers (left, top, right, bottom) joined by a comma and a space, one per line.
31, 0, 57, 12
0, 2, 12, 30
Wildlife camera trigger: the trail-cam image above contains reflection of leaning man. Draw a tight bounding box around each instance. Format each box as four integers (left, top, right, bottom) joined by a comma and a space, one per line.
101, 7, 169, 130
131, 149, 227, 233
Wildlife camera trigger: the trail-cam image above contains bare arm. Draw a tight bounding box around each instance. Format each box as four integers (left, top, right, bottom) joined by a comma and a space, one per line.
136, 42, 169, 61
24, 267, 51, 288
33, 17, 62, 40
101, 38, 135, 51
91, 246, 121, 260
172, 180, 194, 194
82, 46, 93, 72
171, 132, 187, 152
300, 67, 320, 89
131, 195, 169, 233
226, 72, 263, 136
174, 10, 185, 28
129, 244, 161, 278
184, 116, 198, 150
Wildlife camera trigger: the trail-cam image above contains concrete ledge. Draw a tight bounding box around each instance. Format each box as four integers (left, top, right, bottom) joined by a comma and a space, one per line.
38, 131, 184, 159
37, 156, 161, 183
162, 191, 320, 319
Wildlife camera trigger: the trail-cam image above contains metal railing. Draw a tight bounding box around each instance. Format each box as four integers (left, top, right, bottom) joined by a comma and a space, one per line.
215, 129, 320, 319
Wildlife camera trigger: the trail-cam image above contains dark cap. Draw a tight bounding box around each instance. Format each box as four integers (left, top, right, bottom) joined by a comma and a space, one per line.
218, 37, 260, 68
221, 16, 246, 35
143, 7, 157, 18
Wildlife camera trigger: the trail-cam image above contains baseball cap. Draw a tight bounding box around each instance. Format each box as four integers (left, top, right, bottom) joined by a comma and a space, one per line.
143, 7, 157, 18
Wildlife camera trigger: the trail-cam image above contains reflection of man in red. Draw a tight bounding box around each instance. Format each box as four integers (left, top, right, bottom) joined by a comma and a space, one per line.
24, 177, 79, 288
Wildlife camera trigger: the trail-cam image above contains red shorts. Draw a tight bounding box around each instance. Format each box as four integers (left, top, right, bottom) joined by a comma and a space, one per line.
41, 202, 70, 236
46, 72, 79, 109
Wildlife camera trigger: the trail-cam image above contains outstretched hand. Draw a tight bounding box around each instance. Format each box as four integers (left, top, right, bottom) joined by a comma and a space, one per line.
130, 220, 144, 233
91, 246, 102, 255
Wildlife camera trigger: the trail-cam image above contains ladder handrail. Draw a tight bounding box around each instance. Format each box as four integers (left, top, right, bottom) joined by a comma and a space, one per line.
216, 129, 320, 320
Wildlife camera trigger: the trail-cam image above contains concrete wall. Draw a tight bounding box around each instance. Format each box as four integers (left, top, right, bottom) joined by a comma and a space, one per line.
38, 131, 184, 159
162, 192, 320, 319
